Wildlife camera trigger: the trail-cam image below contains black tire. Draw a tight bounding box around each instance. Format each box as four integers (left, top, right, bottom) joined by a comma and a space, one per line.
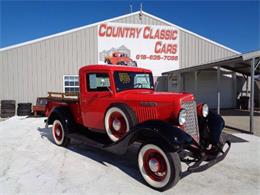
17, 103, 32, 116
1, 104, 15, 109
138, 143, 181, 191
1, 100, 16, 118
104, 104, 137, 142
1, 108, 15, 112
0, 113, 14, 118
18, 103, 32, 109
17, 111, 32, 116
1, 100, 15, 105
17, 108, 31, 112
52, 119, 70, 147
1, 107, 15, 118
1, 111, 15, 115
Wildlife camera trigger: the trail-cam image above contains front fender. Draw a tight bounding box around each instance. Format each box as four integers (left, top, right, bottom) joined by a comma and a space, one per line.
207, 111, 225, 145
199, 111, 225, 146
104, 120, 193, 155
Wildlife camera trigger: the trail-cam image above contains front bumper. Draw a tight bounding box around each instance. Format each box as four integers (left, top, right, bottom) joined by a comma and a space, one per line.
179, 140, 231, 176
188, 141, 231, 172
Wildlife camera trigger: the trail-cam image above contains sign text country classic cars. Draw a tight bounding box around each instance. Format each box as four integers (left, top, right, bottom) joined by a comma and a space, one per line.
98, 23, 179, 76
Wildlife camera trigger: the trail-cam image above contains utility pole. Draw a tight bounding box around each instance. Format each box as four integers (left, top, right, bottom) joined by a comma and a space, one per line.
139, 3, 143, 20
129, 4, 133, 13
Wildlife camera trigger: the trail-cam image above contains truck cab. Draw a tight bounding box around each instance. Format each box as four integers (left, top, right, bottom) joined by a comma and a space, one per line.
79, 65, 198, 142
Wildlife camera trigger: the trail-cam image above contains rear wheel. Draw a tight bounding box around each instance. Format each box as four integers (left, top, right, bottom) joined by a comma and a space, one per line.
52, 119, 70, 146
138, 143, 181, 191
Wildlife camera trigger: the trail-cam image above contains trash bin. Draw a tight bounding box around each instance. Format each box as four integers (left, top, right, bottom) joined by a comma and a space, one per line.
240, 96, 249, 110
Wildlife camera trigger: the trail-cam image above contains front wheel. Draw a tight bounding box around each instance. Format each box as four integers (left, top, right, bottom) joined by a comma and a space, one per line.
138, 143, 181, 191
104, 105, 137, 142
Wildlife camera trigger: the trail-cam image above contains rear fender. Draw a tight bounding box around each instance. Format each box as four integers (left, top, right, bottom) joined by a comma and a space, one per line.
104, 120, 193, 155
46, 106, 75, 131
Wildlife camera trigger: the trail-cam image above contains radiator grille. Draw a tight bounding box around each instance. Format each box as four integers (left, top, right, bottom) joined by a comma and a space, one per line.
181, 101, 199, 140
134, 107, 158, 123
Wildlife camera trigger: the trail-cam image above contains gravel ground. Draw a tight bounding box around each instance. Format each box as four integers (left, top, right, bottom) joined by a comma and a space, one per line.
0, 116, 259, 195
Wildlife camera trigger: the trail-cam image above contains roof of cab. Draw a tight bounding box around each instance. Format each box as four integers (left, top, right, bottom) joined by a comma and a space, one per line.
79, 64, 152, 73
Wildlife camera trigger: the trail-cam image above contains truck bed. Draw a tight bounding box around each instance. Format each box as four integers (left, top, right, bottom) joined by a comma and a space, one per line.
46, 92, 83, 124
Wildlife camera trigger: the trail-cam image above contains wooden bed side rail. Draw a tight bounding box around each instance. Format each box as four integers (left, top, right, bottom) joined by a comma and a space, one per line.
48, 92, 79, 100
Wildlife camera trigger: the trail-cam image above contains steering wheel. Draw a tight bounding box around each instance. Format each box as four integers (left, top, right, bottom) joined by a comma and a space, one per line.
134, 83, 143, 88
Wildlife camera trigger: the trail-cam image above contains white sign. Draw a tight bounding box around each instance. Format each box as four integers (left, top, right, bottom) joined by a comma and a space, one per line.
97, 23, 179, 76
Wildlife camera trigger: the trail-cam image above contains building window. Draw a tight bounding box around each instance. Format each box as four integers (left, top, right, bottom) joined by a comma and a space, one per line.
63, 75, 79, 93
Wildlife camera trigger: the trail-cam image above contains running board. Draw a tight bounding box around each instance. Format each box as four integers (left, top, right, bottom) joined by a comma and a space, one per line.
67, 129, 135, 155
68, 133, 105, 149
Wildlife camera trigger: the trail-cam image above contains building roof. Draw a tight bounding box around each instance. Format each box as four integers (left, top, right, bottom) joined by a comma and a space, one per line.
0, 11, 240, 54
163, 50, 260, 76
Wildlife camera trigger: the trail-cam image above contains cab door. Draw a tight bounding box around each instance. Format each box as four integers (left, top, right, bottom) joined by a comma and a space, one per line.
80, 71, 114, 131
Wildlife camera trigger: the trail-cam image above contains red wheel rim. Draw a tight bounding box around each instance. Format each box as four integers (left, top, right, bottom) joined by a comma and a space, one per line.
54, 122, 63, 141
108, 111, 127, 139
143, 149, 168, 182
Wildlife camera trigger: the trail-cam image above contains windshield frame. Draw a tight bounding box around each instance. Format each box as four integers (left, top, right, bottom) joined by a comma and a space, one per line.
113, 71, 154, 92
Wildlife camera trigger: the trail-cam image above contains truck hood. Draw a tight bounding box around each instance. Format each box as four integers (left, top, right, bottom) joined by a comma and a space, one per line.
116, 90, 194, 104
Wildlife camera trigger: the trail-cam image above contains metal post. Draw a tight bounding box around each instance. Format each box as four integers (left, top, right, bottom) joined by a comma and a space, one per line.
233, 72, 237, 108
246, 76, 249, 96
194, 71, 198, 99
217, 66, 221, 114
178, 73, 183, 92
250, 58, 255, 133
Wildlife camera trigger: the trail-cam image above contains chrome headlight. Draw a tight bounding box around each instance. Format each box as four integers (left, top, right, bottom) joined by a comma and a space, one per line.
202, 104, 209, 117
178, 109, 187, 125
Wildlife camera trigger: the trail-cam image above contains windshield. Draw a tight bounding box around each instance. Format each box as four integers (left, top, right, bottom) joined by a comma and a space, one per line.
114, 71, 154, 91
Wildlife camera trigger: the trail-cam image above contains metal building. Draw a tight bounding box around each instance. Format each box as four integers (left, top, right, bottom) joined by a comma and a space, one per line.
0, 11, 239, 104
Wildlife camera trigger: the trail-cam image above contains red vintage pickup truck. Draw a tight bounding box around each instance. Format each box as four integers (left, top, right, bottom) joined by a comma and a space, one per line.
45, 64, 230, 191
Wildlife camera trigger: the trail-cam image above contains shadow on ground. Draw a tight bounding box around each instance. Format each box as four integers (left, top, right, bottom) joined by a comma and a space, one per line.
36, 125, 248, 189
221, 132, 248, 143
37, 126, 146, 187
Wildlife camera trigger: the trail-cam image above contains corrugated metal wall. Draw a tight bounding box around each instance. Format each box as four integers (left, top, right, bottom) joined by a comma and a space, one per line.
0, 12, 237, 104
179, 30, 236, 68
0, 26, 98, 103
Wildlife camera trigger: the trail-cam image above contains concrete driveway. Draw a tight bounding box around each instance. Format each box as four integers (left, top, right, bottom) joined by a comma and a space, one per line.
221, 109, 260, 136
0, 117, 259, 195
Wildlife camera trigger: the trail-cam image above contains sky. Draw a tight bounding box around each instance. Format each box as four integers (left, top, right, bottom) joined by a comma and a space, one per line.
0, 0, 259, 53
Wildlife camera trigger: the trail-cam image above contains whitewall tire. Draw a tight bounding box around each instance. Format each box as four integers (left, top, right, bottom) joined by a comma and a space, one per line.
52, 119, 69, 146
138, 144, 181, 191
104, 107, 130, 142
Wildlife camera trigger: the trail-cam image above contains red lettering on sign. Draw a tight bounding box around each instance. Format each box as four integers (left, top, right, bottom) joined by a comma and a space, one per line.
155, 41, 178, 54
99, 23, 107, 37
143, 26, 150, 39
